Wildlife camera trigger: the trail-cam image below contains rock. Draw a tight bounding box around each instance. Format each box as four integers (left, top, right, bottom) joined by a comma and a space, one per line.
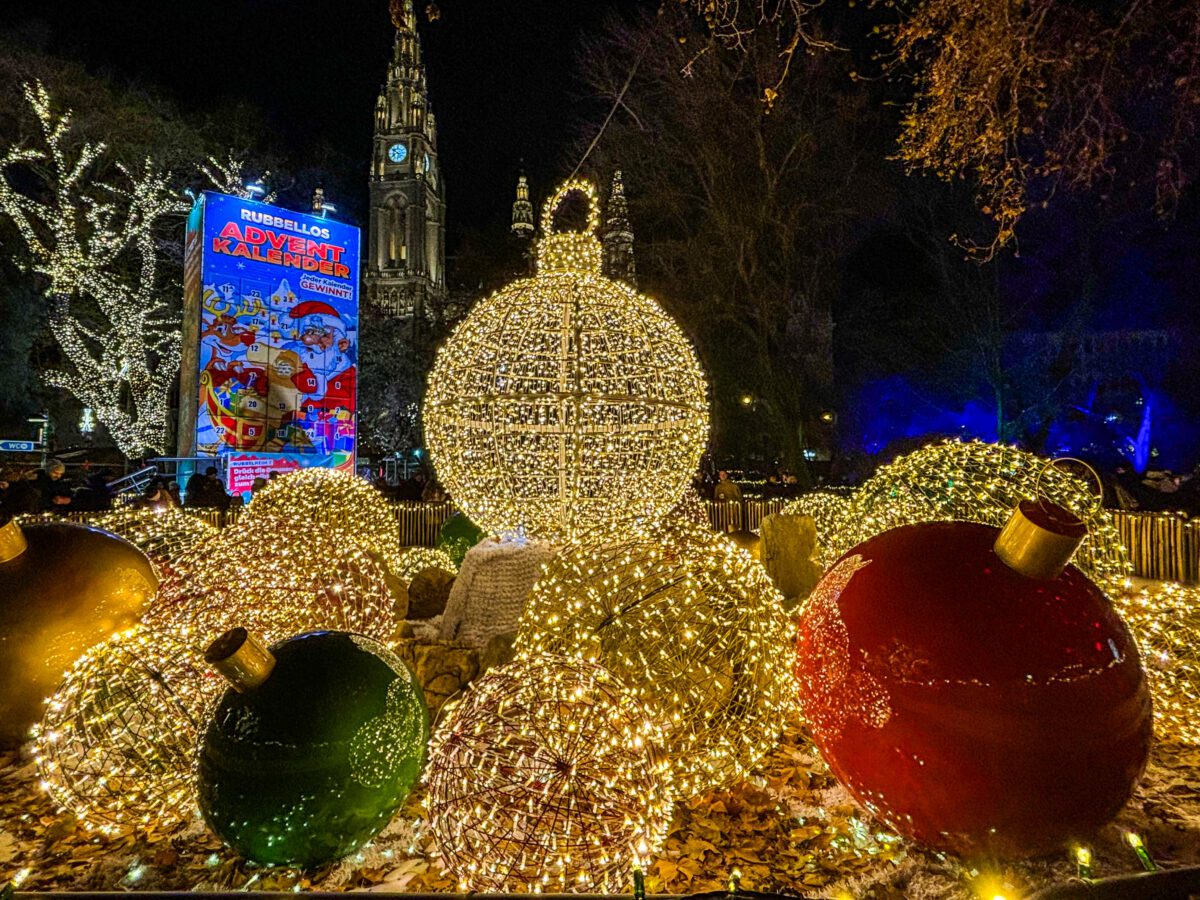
479, 632, 516, 674
408, 567, 455, 619
425, 673, 464, 696
760, 512, 823, 609
389, 577, 410, 621
377, 552, 410, 620
391, 637, 481, 716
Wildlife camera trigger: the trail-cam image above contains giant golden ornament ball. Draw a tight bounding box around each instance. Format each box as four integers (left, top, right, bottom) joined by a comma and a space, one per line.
33, 625, 222, 831
243, 468, 402, 572
425, 653, 672, 892
145, 513, 397, 648
423, 179, 709, 543
0, 519, 156, 745
1111, 579, 1200, 745
87, 506, 218, 578
518, 519, 795, 798
820, 440, 1131, 583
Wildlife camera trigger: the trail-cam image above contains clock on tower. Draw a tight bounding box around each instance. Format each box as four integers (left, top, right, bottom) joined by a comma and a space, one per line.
388, 143, 408, 164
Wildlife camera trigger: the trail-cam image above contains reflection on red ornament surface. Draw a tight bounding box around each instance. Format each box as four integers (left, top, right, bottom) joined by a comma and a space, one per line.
795, 521, 1152, 857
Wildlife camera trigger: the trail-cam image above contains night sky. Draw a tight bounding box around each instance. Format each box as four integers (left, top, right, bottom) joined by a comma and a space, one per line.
0, 0, 639, 238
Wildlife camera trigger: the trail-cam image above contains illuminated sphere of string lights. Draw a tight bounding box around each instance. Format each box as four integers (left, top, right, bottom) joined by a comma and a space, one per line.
243, 468, 401, 570
518, 519, 795, 798
425, 653, 672, 892
835, 440, 1131, 583
423, 179, 709, 543
392, 546, 459, 583
87, 506, 218, 576
33, 626, 222, 832
145, 513, 397, 647
1112, 580, 1200, 745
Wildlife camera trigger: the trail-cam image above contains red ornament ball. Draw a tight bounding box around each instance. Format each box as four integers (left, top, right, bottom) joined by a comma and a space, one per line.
795, 521, 1152, 857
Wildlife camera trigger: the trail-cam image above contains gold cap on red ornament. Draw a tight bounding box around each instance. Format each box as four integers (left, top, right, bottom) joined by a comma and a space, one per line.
994, 498, 1087, 580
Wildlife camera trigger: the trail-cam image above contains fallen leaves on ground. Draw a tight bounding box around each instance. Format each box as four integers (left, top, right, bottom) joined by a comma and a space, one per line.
2, 721, 1200, 898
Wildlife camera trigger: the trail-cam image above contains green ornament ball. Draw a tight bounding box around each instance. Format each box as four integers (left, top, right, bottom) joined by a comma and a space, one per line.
198, 629, 428, 867
435, 512, 485, 566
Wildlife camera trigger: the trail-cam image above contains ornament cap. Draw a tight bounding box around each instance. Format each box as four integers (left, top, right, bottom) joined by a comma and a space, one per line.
206, 627, 276, 693
994, 499, 1087, 580
0, 517, 27, 563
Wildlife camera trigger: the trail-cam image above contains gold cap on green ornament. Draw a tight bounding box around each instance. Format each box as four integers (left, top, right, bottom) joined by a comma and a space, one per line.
206, 627, 276, 693
994, 498, 1087, 581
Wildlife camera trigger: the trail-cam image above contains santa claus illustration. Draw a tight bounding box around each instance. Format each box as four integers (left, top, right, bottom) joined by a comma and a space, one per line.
281, 299, 357, 413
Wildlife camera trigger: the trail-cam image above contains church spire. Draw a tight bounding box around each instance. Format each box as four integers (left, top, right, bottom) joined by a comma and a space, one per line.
511, 170, 534, 238
375, 0, 435, 146
366, 0, 446, 319
602, 169, 637, 286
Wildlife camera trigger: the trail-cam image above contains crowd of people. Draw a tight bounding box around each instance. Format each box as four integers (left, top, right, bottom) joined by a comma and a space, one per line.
698, 468, 805, 503
0, 460, 116, 516
0, 460, 254, 518
1103, 465, 1200, 514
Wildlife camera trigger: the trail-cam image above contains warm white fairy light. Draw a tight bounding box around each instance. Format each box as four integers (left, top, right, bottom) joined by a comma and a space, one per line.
145, 512, 398, 648
391, 546, 458, 583
424, 653, 672, 892
0, 82, 187, 457
244, 468, 403, 573
86, 506, 218, 575
518, 518, 796, 798
1110, 579, 1200, 745
33, 626, 223, 832
423, 178, 710, 543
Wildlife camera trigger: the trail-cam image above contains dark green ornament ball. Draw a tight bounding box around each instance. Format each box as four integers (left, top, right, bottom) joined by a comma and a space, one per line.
198, 631, 428, 867
435, 512, 485, 566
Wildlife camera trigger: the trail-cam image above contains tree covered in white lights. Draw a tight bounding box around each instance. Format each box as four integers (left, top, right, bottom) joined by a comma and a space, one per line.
0, 82, 188, 458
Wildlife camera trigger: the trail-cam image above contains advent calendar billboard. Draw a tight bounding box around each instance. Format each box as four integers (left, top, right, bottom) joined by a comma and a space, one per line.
186, 192, 360, 494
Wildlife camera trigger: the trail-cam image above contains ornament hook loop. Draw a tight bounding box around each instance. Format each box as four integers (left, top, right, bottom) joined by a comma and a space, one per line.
1035, 457, 1105, 524
536, 178, 603, 274
540, 178, 601, 238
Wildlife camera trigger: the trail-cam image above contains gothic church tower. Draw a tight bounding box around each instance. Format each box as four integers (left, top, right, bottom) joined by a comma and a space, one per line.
366, 0, 446, 319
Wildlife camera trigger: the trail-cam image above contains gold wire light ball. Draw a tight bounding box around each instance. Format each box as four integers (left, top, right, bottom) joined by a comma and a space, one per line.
841, 439, 1131, 583
1112, 580, 1200, 745
425, 653, 672, 893
781, 491, 853, 570
88, 506, 218, 574
243, 468, 401, 569
423, 179, 710, 543
33, 625, 222, 832
518, 519, 795, 798
145, 513, 397, 647
392, 546, 459, 583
